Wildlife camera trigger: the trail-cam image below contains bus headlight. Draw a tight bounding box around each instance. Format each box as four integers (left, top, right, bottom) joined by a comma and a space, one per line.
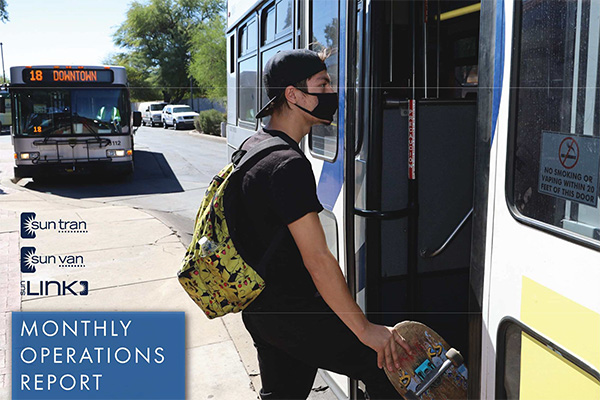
19, 152, 39, 160
106, 149, 126, 157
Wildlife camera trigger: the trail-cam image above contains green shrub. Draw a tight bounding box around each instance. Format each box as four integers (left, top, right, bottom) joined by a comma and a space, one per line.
195, 109, 226, 136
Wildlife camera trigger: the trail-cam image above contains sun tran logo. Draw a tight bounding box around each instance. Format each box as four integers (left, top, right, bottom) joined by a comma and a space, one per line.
20, 212, 88, 239
21, 213, 37, 239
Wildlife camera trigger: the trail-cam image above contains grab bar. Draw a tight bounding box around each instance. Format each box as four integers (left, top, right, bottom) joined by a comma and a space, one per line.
420, 208, 473, 258
354, 206, 412, 220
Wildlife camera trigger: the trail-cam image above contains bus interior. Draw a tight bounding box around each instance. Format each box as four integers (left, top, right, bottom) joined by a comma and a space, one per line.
356, 0, 481, 364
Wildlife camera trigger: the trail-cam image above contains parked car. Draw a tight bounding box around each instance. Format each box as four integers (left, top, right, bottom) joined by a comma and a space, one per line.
162, 105, 199, 130
140, 102, 168, 127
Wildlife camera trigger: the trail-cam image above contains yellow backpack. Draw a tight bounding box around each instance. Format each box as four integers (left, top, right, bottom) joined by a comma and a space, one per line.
178, 137, 289, 318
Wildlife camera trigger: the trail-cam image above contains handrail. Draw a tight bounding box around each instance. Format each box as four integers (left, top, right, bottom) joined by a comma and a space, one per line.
354, 206, 412, 220
420, 208, 473, 258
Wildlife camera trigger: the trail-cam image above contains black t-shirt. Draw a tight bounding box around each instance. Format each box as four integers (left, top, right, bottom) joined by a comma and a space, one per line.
235, 128, 324, 309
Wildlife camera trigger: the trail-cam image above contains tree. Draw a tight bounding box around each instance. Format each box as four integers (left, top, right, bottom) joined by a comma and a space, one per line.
103, 52, 161, 102
0, 0, 8, 23
113, 0, 224, 103
189, 13, 226, 99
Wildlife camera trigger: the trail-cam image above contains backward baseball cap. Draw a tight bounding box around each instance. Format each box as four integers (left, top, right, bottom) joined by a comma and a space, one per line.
255, 49, 327, 119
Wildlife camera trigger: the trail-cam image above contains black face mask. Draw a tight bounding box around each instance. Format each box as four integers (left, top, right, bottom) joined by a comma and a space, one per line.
293, 89, 338, 123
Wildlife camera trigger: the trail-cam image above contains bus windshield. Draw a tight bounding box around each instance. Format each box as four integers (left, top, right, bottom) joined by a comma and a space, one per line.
13, 88, 128, 136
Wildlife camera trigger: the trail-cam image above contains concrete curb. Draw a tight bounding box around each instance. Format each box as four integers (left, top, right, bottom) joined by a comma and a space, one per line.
187, 130, 227, 142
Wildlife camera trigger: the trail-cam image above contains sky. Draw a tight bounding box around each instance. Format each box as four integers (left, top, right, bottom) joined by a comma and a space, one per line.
0, 0, 132, 79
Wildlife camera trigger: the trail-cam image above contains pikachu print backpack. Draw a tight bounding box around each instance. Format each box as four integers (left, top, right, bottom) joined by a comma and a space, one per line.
178, 136, 289, 319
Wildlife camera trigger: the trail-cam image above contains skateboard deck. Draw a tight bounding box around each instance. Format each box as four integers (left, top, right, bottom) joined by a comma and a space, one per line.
384, 321, 468, 399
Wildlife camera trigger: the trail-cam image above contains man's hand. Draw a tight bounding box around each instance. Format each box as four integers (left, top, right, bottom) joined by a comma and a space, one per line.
358, 323, 412, 372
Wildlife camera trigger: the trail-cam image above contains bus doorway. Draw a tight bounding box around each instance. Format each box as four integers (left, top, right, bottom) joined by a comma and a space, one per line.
353, 0, 480, 365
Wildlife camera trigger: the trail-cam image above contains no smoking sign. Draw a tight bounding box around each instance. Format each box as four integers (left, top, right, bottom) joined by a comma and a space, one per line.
559, 137, 579, 169
539, 131, 600, 207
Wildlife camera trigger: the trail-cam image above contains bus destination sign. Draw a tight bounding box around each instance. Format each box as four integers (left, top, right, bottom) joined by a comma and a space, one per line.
22, 68, 114, 84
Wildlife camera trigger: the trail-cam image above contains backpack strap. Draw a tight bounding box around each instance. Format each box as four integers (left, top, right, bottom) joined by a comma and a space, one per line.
228, 136, 292, 280
232, 136, 290, 171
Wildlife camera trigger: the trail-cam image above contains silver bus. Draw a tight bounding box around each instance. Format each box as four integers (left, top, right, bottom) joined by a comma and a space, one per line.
10, 65, 141, 179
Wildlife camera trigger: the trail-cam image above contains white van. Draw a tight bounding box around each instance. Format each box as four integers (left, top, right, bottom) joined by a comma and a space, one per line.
139, 102, 167, 127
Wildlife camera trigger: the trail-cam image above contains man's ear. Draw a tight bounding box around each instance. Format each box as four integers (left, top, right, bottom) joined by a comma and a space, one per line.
284, 85, 298, 104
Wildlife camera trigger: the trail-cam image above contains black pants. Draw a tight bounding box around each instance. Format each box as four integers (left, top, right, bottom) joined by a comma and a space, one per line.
241, 294, 401, 400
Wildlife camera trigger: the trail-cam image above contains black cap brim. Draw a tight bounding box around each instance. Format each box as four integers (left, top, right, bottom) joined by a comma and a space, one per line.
255, 94, 279, 119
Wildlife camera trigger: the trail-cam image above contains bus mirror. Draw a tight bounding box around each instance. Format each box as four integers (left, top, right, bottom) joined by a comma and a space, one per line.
133, 111, 142, 127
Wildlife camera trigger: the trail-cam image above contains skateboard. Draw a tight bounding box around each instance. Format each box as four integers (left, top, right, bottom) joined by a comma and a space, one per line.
383, 321, 468, 399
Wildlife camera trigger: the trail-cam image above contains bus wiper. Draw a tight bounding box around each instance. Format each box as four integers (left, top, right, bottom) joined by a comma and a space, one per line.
40, 126, 61, 144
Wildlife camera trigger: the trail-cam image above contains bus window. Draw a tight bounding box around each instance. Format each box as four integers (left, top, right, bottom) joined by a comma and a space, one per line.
260, 41, 292, 125
262, 5, 276, 45
238, 56, 258, 124
262, 0, 291, 45
308, 0, 339, 161
14, 90, 72, 136
247, 19, 257, 50
275, 0, 292, 35
229, 35, 235, 74
239, 18, 258, 56
497, 318, 600, 399
509, 0, 600, 246
238, 16, 259, 127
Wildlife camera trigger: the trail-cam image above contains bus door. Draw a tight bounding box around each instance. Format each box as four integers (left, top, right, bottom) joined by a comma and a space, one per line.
353, 0, 480, 362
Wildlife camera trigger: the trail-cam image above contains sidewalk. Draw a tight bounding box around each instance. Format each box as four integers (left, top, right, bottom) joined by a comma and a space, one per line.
0, 176, 263, 400
0, 177, 337, 400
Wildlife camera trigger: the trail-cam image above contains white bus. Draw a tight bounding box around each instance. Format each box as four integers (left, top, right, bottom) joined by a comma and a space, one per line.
10, 65, 141, 179
0, 84, 10, 133
226, 0, 600, 399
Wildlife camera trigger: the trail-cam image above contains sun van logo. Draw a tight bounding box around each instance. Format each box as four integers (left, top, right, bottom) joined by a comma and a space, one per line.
21, 247, 37, 273
20, 212, 88, 239
20, 246, 86, 272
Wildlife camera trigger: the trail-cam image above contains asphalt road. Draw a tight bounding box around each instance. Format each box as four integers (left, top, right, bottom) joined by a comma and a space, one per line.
3, 126, 228, 245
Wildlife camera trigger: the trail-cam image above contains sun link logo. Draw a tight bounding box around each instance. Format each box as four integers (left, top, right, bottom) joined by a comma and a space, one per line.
20, 280, 89, 296
21, 212, 88, 239
21, 247, 86, 273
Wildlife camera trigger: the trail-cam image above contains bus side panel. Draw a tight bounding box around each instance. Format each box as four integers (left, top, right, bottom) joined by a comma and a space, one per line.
483, 0, 600, 398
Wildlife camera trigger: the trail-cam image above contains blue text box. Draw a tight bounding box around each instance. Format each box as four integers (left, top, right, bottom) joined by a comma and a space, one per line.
12, 312, 185, 399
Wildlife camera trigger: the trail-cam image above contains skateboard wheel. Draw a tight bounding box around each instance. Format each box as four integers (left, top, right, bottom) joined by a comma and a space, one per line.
446, 348, 464, 367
